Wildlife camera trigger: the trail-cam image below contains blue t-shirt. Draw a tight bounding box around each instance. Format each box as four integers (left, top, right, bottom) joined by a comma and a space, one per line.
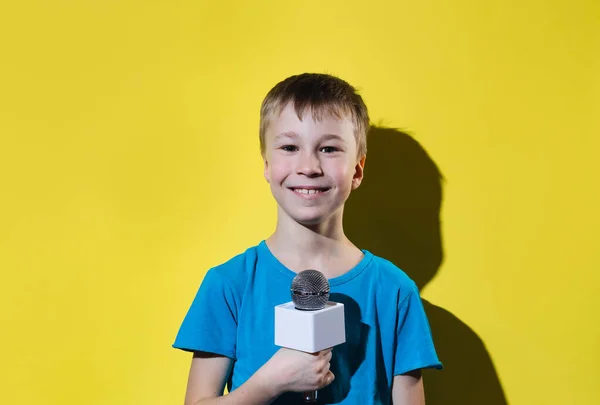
173, 241, 442, 404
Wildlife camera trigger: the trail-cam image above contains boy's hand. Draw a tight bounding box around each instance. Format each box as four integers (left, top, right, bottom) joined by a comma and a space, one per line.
260, 347, 335, 395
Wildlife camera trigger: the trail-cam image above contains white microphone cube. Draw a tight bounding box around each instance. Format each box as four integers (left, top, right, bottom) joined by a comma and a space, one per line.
274, 301, 345, 353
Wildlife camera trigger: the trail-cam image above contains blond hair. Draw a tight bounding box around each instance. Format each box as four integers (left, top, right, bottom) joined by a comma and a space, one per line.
259, 73, 369, 158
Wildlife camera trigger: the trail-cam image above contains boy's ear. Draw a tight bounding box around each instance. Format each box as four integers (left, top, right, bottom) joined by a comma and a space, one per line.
351, 155, 366, 190
263, 157, 270, 184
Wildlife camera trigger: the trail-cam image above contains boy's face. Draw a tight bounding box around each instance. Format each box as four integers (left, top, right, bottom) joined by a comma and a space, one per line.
263, 103, 365, 226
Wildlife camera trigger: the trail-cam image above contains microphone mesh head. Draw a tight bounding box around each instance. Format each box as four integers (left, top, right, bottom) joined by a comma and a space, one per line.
291, 269, 330, 310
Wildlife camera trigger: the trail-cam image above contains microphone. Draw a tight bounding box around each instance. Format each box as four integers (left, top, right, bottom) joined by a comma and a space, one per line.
274, 270, 346, 403
291, 269, 330, 310
292, 270, 330, 403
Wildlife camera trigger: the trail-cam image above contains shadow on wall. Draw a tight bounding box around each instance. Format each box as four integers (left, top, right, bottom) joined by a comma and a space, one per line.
344, 126, 508, 405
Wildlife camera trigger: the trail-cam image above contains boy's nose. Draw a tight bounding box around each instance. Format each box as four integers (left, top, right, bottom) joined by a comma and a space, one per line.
296, 152, 323, 177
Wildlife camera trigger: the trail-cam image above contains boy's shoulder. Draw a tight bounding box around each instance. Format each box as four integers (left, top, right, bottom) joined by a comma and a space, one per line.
195, 243, 264, 303
367, 252, 416, 287
207, 242, 262, 281
361, 252, 420, 304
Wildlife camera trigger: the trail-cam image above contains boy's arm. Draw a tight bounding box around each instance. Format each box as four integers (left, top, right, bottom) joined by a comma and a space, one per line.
183, 352, 277, 405
391, 370, 425, 405
183, 349, 335, 405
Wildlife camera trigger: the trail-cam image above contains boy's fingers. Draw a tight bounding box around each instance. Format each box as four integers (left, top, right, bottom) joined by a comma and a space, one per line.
319, 348, 333, 356
327, 371, 335, 384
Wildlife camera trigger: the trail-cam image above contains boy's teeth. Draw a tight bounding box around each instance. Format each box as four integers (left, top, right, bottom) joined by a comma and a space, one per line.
295, 188, 322, 194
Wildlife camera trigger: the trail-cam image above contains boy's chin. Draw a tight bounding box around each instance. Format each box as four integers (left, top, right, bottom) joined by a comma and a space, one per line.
277, 204, 343, 228
289, 210, 337, 227
295, 216, 326, 227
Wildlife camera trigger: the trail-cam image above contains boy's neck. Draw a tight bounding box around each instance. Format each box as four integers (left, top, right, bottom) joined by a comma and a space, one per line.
266, 212, 363, 278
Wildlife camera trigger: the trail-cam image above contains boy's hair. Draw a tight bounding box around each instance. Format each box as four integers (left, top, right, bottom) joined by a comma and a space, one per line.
259, 73, 370, 158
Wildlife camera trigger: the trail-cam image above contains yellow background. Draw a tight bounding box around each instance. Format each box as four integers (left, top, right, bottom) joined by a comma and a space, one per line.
1, 1, 598, 404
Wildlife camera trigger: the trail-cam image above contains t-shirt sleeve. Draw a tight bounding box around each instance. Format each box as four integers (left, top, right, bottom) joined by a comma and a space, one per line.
172, 268, 238, 360
394, 283, 443, 375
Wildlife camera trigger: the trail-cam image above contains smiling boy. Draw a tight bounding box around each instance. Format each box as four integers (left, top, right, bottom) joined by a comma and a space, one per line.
173, 73, 442, 404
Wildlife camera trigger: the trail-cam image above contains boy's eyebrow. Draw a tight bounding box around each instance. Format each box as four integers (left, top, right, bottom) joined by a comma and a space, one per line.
274, 131, 299, 141
321, 134, 346, 143
273, 132, 347, 143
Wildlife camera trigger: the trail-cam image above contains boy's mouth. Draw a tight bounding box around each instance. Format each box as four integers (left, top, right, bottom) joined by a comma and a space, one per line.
289, 187, 330, 195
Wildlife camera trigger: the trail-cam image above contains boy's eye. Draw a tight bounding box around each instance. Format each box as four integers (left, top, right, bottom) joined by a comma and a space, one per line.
281, 145, 298, 152
320, 146, 339, 153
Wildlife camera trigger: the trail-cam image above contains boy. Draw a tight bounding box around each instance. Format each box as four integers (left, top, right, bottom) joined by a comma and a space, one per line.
173, 73, 442, 404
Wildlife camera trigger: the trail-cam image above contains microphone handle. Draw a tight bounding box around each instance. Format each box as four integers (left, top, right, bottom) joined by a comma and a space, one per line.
303, 390, 317, 402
